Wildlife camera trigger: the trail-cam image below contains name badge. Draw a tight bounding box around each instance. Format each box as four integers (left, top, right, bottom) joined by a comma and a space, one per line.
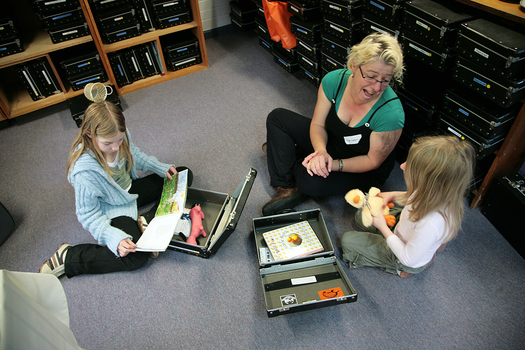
344, 134, 362, 145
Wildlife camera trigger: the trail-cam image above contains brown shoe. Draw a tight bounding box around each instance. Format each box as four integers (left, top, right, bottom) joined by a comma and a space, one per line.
262, 187, 307, 216
262, 142, 267, 154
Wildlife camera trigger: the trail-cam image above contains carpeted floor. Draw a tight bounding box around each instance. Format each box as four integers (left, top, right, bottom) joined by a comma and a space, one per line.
1, 29, 524, 350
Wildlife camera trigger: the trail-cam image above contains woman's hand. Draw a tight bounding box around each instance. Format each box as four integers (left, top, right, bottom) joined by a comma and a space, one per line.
118, 238, 137, 257
166, 166, 177, 180
302, 151, 332, 178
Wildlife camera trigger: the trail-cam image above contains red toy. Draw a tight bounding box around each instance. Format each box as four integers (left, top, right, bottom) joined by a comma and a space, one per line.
186, 205, 206, 245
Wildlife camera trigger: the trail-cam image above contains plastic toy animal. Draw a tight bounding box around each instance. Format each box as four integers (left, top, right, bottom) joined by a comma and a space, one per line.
186, 205, 206, 245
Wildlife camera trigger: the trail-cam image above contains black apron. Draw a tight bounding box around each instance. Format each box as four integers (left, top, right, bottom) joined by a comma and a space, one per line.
325, 70, 399, 182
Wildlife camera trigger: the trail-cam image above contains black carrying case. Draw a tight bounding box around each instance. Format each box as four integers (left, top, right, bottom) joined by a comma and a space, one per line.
253, 209, 357, 317
297, 39, 321, 62
123, 48, 146, 81
89, 0, 131, 12
455, 18, 525, 79
168, 168, 256, 258
166, 52, 202, 71
40, 7, 85, 29
255, 16, 271, 42
290, 17, 324, 46
47, 21, 90, 44
16, 64, 46, 101
151, 0, 189, 16
362, 12, 400, 37
287, 0, 322, 22
103, 23, 142, 43
273, 50, 299, 73
61, 52, 103, 78
321, 51, 347, 73
442, 87, 519, 139
363, 0, 404, 26
402, 0, 475, 48
399, 29, 456, 72
273, 40, 298, 62
68, 69, 108, 91
163, 31, 199, 60
301, 66, 322, 87
452, 56, 525, 108
437, 112, 505, 160
259, 36, 273, 54
33, 0, 79, 16
96, 6, 138, 31
32, 58, 62, 96
323, 15, 362, 44
0, 36, 23, 58
298, 53, 321, 76
108, 51, 133, 87
156, 9, 192, 29
137, 42, 163, 77
230, 1, 257, 30
133, 0, 157, 32
321, 33, 350, 65
321, 0, 363, 22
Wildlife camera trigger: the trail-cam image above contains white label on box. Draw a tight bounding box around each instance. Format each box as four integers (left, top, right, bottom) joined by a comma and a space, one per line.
291, 276, 317, 285
409, 43, 431, 57
416, 20, 430, 31
474, 47, 489, 59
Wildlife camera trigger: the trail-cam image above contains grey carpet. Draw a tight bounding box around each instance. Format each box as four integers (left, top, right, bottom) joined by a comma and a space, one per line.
1, 29, 524, 350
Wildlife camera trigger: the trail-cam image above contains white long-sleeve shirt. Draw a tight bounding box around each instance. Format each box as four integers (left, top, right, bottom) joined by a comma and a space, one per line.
387, 205, 448, 268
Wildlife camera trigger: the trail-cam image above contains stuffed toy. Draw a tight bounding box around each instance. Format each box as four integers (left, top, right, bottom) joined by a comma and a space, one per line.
186, 205, 207, 245
345, 187, 396, 228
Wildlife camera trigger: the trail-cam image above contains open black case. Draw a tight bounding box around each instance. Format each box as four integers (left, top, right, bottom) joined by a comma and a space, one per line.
167, 168, 257, 258
253, 209, 357, 317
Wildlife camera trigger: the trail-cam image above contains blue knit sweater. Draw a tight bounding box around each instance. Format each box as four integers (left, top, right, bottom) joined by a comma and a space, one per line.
68, 131, 172, 256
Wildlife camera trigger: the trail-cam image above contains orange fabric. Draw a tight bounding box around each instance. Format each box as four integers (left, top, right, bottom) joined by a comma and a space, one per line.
262, 0, 296, 49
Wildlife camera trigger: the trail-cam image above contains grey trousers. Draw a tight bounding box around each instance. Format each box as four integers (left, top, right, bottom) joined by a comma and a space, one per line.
341, 207, 429, 276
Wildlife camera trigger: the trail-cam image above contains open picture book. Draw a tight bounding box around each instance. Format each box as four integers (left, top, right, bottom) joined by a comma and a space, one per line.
135, 169, 188, 252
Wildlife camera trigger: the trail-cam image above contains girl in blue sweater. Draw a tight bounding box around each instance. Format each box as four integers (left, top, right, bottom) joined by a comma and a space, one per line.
39, 101, 191, 278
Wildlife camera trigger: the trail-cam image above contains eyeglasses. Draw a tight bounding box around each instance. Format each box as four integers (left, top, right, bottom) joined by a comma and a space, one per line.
358, 66, 392, 87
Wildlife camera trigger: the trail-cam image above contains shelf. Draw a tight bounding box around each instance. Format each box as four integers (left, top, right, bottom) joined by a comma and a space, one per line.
102, 22, 199, 53
455, 0, 525, 25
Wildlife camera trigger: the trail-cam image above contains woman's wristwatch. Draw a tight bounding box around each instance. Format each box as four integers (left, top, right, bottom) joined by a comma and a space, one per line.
338, 159, 344, 172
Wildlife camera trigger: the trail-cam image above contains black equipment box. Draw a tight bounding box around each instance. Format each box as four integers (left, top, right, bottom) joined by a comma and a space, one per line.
396, 85, 439, 127
89, 0, 130, 12
156, 10, 192, 29
168, 168, 256, 258
301, 66, 322, 87
230, 1, 257, 30
108, 51, 133, 87
255, 16, 271, 42
297, 39, 321, 62
68, 69, 108, 91
133, 0, 156, 32
442, 87, 519, 139
68, 85, 121, 127
33, 0, 79, 16
363, 0, 404, 26
298, 53, 321, 76
123, 48, 146, 81
399, 30, 456, 72
103, 23, 142, 43
452, 56, 525, 108
321, 0, 362, 22
136, 42, 163, 77
151, 0, 189, 16
321, 51, 347, 73
166, 52, 202, 71
322, 32, 351, 63
96, 6, 138, 31
47, 21, 90, 44
437, 112, 505, 160
323, 15, 362, 44
162, 31, 199, 60
455, 18, 525, 79
259, 36, 273, 54
402, 0, 475, 48
362, 13, 400, 37
481, 173, 525, 259
402, 57, 452, 106
273, 50, 299, 73
290, 17, 323, 46
287, 0, 322, 22
0, 36, 23, 58
61, 52, 103, 78
16, 64, 46, 101
253, 209, 358, 317
273, 40, 297, 62
31, 58, 62, 97
0, 17, 18, 40
39, 7, 85, 29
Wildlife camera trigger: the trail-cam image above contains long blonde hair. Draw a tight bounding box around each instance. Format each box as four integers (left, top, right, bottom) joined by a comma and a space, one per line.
66, 101, 133, 177
400, 135, 475, 242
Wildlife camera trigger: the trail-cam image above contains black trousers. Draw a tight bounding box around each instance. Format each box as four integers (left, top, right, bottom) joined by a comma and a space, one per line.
266, 108, 380, 198
64, 168, 192, 278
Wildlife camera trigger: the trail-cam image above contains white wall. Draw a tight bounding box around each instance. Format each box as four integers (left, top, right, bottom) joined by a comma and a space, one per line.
198, 0, 232, 31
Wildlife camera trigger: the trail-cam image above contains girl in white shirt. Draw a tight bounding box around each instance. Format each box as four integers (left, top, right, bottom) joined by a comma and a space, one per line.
341, 135, 475, 277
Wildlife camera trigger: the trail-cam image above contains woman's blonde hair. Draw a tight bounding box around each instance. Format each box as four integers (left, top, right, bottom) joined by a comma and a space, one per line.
400, 135, 475, 242
66, 101, 133, 177
347, 33, 404, 84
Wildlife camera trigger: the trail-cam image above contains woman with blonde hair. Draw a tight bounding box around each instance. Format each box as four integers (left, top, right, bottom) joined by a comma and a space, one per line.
263, 33, 405, 216
39, 101, 191, 278
342, 135, 475, 277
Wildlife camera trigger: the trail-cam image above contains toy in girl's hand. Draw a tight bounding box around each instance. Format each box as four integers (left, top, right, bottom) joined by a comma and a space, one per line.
345, 187, 396, 228
186, 204, 206, 245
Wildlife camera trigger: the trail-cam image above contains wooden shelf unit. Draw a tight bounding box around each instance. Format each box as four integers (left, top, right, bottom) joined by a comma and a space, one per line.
0, 0, 208, 119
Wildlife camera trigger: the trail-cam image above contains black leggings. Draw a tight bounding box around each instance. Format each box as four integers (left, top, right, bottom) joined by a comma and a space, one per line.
64, 169, 192, 277
266, 108, 384, 198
